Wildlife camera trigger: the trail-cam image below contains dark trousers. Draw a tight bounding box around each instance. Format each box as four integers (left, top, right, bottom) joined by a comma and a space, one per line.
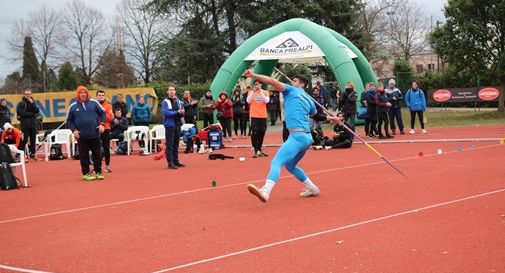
250, 118, 267, 153
20, 127, 37, 158
389, 107, 404, 132
344, 113, 356, 132
78, 138, 102, 175
100, 129, 111, 165
377, 112, 390, 136
368, 111, 378, 135
134, 121, 149, 148
268, 110, 278, 125
324, 139, 352, 149
219, 117, 232, 138
203, 113, 214, 128
165, 126, 181, 165
233, 112, 246, 136
410, 111, 425, 129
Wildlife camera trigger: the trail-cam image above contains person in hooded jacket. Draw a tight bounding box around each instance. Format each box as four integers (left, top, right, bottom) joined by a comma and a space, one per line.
131, 96, 151, 126
198, 90, 215, 128
215, 91, 233, 141
0, 99, 11, 128
16, 89, 40, 160
385, 79, 404, 135
364, 83, 379, 137
404, 80, 427, 134
67, 86, 106, 181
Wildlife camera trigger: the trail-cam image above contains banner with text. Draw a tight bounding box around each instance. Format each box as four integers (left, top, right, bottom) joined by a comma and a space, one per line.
428, 87, 500, 103
2, 87, 157, 125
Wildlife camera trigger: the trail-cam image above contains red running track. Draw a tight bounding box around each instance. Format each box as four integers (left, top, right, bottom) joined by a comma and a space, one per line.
0, 125, 504, 273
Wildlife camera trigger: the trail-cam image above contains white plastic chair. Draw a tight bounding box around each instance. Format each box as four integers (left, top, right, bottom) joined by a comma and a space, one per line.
8, 145, 28, 187
125, 126, 150, 155
148, 125, 165, 153
43, 129, 73, 161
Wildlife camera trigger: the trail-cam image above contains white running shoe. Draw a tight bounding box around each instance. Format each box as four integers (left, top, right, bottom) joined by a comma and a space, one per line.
409, 129, 415, 135
300, 186, 320, 197
421, 129, 428, 134
247, 184, 269, 202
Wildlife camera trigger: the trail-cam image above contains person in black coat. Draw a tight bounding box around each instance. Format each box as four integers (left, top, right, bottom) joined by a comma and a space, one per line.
0, 98, 11, 128
339, 81, 357, 132
323, 112, 353, 149
16, 89, 40, 160
364, 83, 379, 137
375, 83, 393, 139
267, 90, 280, 126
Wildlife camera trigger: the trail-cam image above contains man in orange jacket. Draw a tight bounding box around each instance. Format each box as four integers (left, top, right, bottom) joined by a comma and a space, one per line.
96, 90, 114, 173
1, 122, 23, 150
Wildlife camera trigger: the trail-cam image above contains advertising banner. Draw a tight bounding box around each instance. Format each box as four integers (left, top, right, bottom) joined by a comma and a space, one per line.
2, 87, 157, 124
428, 87, 500, 103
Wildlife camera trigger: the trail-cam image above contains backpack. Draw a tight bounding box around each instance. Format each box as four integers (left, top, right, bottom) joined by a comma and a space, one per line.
0, 162, 19, 190
49, 144, 64, 160
0, 143, 15, 164
116, 141, 128, 155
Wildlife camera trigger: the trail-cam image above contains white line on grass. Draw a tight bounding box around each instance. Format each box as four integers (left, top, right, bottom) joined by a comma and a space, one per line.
0, 143, 502, 225
151, 188, 505, 272
0, 264, 55, 273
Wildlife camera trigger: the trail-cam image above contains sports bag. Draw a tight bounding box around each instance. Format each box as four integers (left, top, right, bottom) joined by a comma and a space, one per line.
0, 162, 19, 190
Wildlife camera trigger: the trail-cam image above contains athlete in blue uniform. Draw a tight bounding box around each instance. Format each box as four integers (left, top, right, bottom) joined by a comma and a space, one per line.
244, 69, 340, 203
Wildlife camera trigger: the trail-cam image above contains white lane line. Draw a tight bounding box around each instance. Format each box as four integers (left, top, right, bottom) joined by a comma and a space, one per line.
151, 188, 505, 273
0, 143, 502, 225
0, 264, 55, 273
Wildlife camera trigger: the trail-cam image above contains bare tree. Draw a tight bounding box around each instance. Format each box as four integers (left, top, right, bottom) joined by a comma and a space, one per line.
62, 0, 112, 84
381, 0, 430, 60
31, 5, 62, 91
117, 0, 172, 84
6, 19, 31, 63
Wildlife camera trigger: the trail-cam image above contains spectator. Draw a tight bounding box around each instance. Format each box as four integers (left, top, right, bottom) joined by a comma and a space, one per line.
67, 86, 106, 181
375, 83, 393, 139
215, 91, 233, 142
110, 109, 128, 142
316, 81, 329, 108
96, 90, 114, 173
16, 89, 40, 161
131, 96, 151, 126
1, 122, 23, 149
405, 80, 427, 134
311, 87, 325, 131
364, 83, 379, 137
162, 86, 185, 169
329, 83, 338, 112
242, 86, 251, 136
181, 90, 198, 129
386, 79, 405, 135
247, 80, 270, 158
0, 99, 11, 128
267, 90, 280, 126
113, 93, 128, 118
198, 90, 215, 128
339, 81, 357, 132
323, 113, 353, 149
231, 88, 246, 139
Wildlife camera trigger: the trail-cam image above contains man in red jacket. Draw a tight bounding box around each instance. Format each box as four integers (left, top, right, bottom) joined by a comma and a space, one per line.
215, 91, 233, 142
1, 122, 23, 149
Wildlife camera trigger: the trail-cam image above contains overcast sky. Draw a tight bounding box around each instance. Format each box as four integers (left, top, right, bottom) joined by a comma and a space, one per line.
0, 0, 447, 82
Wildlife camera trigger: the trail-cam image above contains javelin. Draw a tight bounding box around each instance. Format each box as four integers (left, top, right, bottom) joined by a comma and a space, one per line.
273, 67, 408, 179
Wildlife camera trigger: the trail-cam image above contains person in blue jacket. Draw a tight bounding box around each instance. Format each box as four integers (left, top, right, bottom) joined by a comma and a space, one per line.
404, 80, 427, 134
67, 86, 106, 181
131, 96, 151, 126
162, 86, 185, 169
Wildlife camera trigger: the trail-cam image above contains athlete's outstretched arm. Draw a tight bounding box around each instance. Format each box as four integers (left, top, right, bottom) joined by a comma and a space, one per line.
244, 69, 285, 92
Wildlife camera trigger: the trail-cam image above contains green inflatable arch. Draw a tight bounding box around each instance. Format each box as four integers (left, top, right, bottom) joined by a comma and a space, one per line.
210, 18, 376, 99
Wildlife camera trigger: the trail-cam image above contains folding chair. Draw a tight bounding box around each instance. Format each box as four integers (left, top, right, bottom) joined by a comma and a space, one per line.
8, 145, 28, 187
148, 125, 165, 153
125, 126, 150, 155
43, 129, 73, 161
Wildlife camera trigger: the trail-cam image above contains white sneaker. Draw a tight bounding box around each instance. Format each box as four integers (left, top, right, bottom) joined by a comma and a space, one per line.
409, 129, 415, 135
300, 186, 320, 197
247, 184, 269, 202
421, 129, 428, 134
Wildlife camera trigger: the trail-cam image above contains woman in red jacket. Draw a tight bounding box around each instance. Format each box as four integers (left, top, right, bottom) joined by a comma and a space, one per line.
215, 91, 233, 142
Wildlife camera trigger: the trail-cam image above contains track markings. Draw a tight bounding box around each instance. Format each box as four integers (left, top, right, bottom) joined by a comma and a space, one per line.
0, 143, 502, 225
151, 188, 505, 272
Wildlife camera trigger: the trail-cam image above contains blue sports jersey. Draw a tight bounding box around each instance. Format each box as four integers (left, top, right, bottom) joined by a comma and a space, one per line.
283, 83, 316, 132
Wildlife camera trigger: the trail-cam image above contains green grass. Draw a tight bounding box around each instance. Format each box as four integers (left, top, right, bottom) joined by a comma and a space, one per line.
419, 109, 505, 127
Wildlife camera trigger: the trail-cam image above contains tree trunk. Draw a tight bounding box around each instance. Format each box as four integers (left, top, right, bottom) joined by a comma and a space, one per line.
225, 1, 237, 53
498, 79, 505, 112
